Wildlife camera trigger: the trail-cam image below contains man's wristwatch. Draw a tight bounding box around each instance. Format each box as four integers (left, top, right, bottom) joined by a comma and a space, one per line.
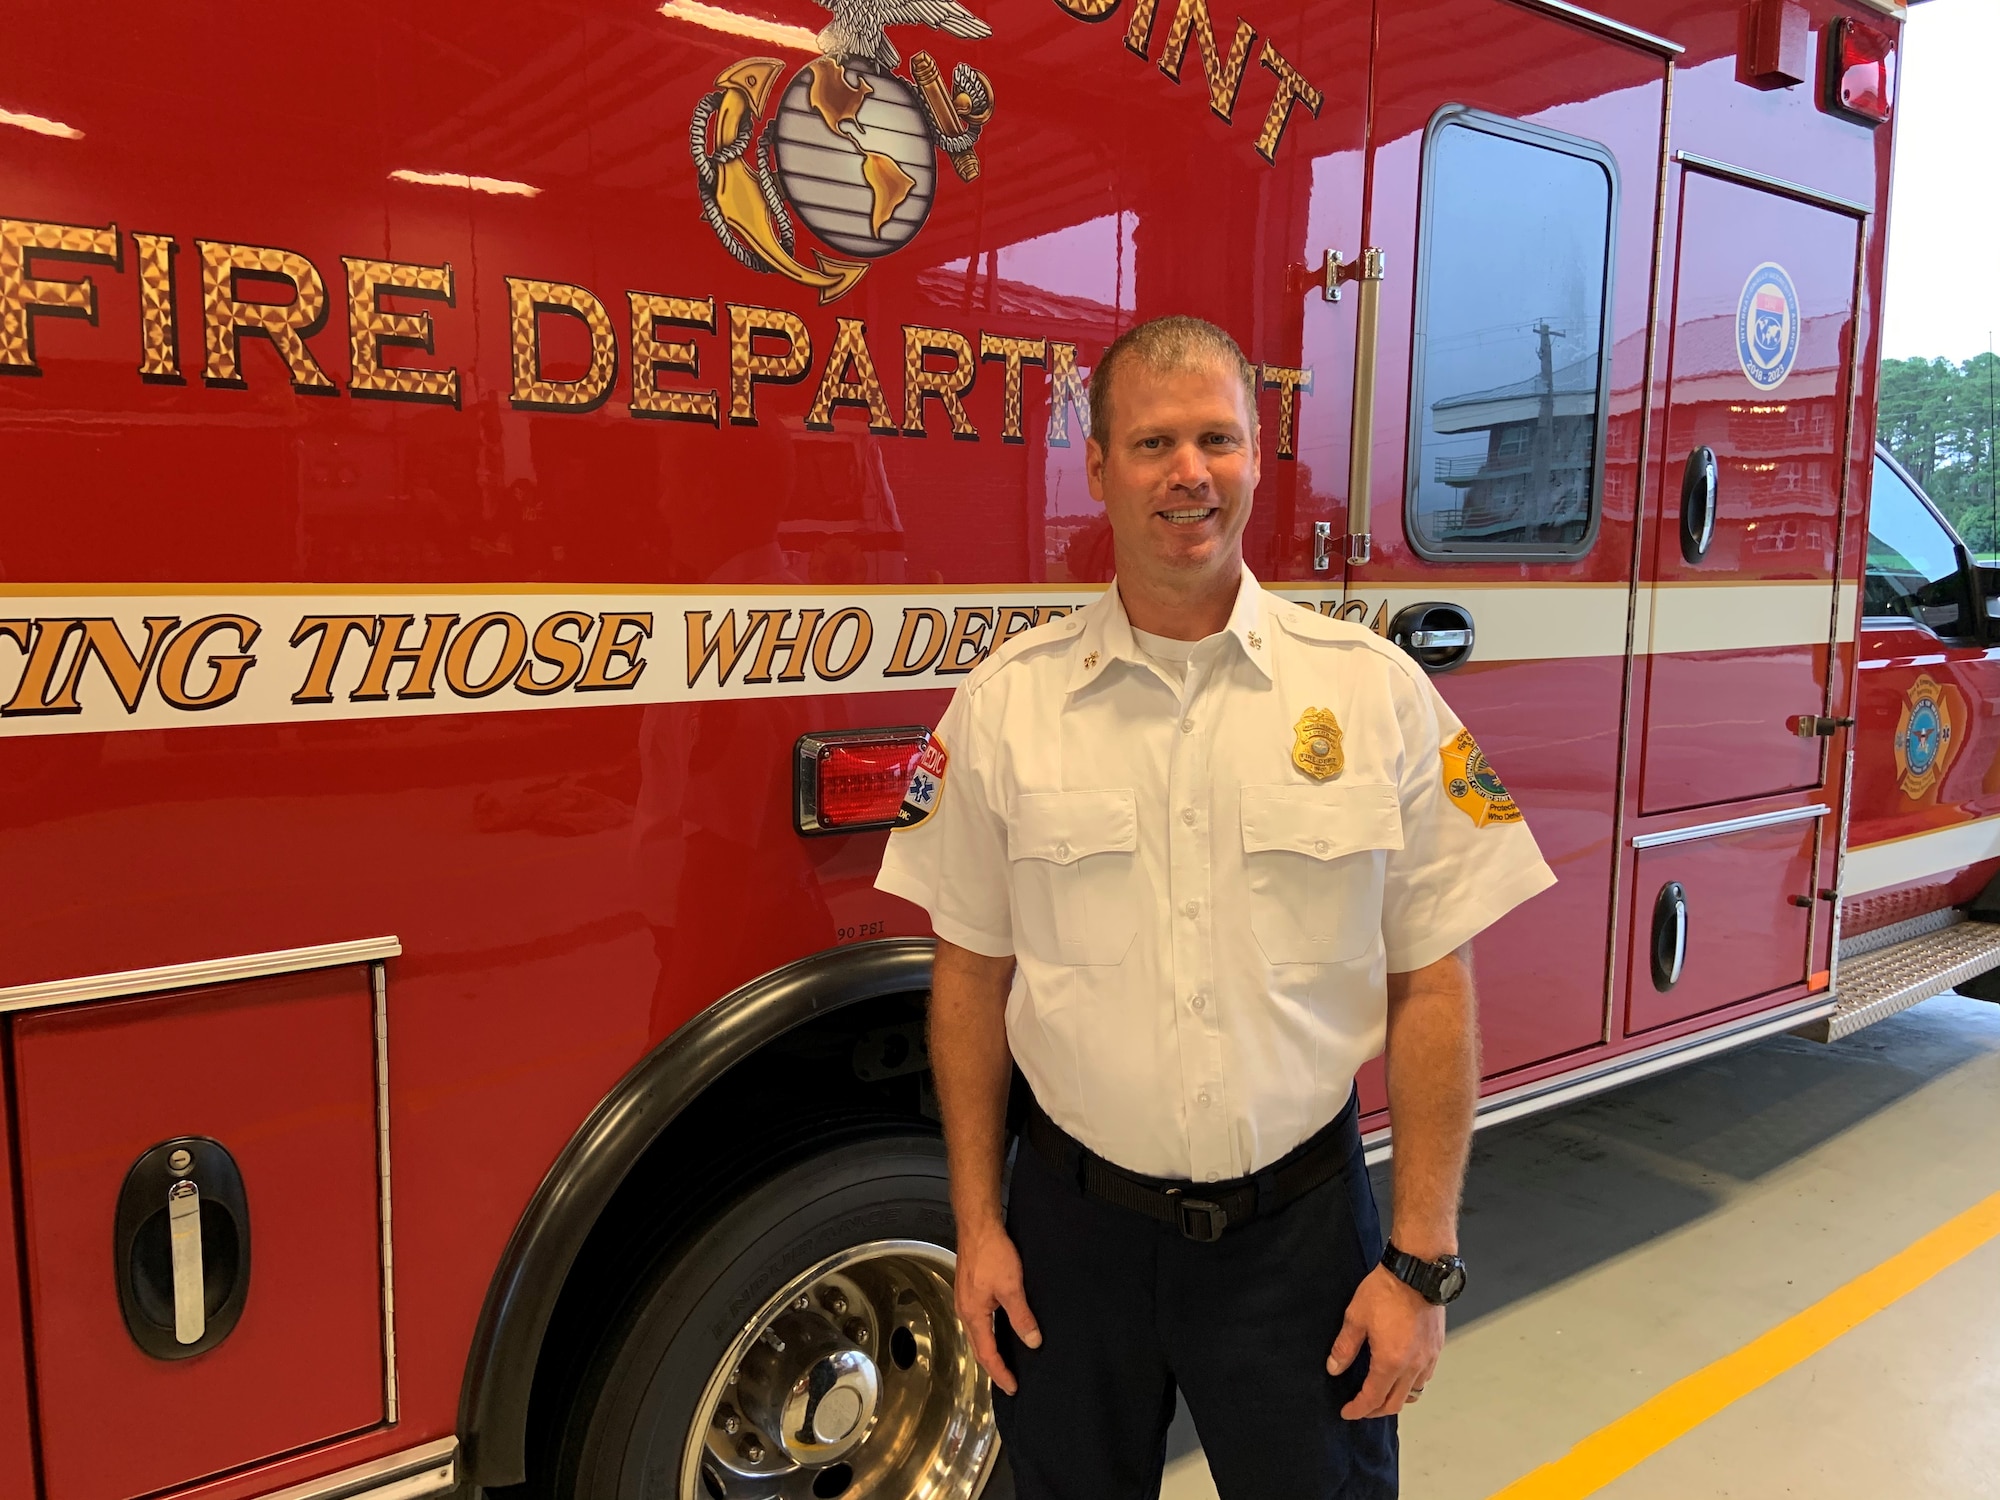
1381, 1241, 1468, 1306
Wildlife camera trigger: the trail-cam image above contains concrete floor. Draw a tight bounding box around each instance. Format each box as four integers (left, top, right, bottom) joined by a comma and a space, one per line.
1158, 991, 2000, 1500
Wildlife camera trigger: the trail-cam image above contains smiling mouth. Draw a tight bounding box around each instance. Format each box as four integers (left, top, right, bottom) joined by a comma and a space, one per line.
1158, 507, 1217, 526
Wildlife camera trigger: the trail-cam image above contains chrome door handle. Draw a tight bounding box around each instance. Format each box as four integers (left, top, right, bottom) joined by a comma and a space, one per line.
1389, 601, 1475, 673
1651, 881, 1689, 991
167, 1179, 205, 1345
1681, 446, 1718, 564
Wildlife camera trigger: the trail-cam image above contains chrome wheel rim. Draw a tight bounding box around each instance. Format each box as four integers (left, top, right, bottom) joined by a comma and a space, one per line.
681, 1240, 996, 1500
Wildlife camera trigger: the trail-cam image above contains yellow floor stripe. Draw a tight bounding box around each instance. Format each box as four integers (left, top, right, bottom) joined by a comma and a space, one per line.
1488, 1187, 2000, 1500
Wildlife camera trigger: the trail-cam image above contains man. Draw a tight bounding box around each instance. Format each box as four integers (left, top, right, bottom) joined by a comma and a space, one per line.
875, 316, 1554, 1498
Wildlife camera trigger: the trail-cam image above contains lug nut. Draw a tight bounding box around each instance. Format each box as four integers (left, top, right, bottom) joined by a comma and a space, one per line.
738, 1434, 766, 1464
794, 1294, 811, 1311
714, 1404, 742, 1435
845, 1318, 870, 1345
820, 1288, 850, 1316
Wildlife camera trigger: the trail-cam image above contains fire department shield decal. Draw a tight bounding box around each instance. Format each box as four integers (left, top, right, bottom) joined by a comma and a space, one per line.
1440, 728, 1521, 827
1894, 672, 1962, 800
895, 735, 949, 827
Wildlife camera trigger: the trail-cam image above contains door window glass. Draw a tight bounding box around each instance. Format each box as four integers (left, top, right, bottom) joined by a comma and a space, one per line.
1866, 453, 1969, 634
1407, 110, 1617, 557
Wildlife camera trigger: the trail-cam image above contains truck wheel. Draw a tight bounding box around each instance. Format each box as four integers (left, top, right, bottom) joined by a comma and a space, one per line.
556, 1132, 999, 1500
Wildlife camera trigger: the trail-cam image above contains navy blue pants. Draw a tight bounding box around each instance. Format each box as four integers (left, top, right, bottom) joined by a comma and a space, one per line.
992, 1117, 1398, 1499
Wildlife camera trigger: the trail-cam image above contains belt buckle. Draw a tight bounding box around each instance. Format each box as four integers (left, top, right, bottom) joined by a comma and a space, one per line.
1169, 1191, 1228, 1242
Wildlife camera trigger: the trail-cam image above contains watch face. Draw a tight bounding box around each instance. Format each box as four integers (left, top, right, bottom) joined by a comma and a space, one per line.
1438, 1261, 1468, 1304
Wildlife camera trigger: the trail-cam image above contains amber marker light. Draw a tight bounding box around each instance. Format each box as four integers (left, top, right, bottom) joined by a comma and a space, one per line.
658, 0, 819, 51
388, 169, 540, 197
0, 106, 83, 139
794, 729, 932, 835
1826, 16, 1896, 125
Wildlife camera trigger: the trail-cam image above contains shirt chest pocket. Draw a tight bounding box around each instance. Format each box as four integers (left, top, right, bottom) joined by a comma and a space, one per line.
1009, 790, 1139, 967
1240, 783, 1403, 966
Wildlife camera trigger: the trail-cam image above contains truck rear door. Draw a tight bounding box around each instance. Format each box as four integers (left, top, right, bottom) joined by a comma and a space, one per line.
1625, 166, 1862, 1032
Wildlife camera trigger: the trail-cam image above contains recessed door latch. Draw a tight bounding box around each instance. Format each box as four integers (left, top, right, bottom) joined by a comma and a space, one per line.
1789, 715, 1856, 738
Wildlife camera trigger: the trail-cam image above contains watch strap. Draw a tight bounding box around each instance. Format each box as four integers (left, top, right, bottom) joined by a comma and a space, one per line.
1380, 1240, 1462, 1305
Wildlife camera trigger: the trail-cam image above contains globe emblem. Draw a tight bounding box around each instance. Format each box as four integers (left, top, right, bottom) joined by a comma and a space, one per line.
773, 59, 937, 260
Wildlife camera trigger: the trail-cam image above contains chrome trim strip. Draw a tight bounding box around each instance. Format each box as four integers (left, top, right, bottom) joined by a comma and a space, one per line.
1631, 802, 1830, 849
374, 961, 401, 1425
0, 937, 402, 1013
1503, 0, 1684, 55
255, 1439, 455, 1500
1364, 994, 1837, 1161
1672, 151, 1872, 217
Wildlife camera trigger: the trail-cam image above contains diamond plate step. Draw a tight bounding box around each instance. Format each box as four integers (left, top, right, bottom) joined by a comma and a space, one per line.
1795, 913, 2000, 1043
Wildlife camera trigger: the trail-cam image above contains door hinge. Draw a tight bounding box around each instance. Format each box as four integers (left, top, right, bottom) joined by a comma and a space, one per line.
1790, 715, 1855, 738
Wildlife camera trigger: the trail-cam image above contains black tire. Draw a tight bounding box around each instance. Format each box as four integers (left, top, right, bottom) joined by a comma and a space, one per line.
554, 1131, 999, 1500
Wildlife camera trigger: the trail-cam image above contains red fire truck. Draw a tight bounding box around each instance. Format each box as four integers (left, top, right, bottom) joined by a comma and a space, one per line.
1, 0, 1988, 1497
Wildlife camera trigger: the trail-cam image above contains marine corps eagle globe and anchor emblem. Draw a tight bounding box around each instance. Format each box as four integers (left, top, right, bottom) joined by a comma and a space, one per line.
690, 0, 997, 301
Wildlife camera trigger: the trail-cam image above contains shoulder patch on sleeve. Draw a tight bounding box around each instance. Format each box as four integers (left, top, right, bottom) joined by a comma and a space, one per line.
894, 735, 949, 828
1440, 729, 1522, 827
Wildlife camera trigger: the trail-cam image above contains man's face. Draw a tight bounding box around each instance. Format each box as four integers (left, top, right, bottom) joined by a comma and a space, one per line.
1086, 358, 1260, 591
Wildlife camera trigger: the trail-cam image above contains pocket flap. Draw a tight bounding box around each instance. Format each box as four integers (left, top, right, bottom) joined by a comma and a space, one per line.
1240, 783, 1403, 859
1010, 789, 1138, 864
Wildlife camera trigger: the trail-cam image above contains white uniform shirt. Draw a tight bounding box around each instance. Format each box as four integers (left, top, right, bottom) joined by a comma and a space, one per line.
876, 567, 1556, 1182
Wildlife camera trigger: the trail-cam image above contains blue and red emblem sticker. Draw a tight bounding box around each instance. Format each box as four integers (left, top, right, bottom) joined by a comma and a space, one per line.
1737, 262, 1801, 392
895, 735, 949, 828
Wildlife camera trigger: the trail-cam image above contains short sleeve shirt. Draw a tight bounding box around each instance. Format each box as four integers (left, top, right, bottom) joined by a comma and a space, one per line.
875, 566, 1556, 1182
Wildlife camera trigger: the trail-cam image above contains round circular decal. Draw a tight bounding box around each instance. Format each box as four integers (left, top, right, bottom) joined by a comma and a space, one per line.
1737, 261, 1801, 392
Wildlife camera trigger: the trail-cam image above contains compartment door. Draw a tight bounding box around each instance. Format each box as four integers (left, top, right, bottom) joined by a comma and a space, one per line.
1639, 170, 1862, 813
15, 965, 388, 1500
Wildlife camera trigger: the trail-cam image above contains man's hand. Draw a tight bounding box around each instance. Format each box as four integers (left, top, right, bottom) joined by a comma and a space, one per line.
954, 1218, 1042, 1394
1327, 1264, 1444, 1418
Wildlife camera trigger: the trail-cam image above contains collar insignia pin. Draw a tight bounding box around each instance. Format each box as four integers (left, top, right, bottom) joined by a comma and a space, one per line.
1292, 707, 1344, 781
1246, 631, 1262, 650
1084, 651, 1099, 670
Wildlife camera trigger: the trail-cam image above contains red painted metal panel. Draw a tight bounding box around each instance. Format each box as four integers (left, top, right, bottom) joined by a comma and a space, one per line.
0, 2, 1909, 1489
14, 969, 383, 1500
0, 1037, 41, 1500
1639, 171, 1859, 813
1625, 819, 1814, 1033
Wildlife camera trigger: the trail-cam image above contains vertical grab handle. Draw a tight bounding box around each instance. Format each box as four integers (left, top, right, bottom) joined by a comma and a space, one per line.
1343, 249, 1386, 565
1651, 881, 1689, 992
167, 1180, 206, 1345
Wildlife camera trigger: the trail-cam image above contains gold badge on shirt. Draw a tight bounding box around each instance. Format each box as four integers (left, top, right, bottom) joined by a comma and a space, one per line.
1291, 707, 1344, 781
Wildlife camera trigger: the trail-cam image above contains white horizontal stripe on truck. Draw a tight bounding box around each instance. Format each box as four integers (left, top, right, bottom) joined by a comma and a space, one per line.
1845, 816, 2000, 895
0, 581, 1866, 739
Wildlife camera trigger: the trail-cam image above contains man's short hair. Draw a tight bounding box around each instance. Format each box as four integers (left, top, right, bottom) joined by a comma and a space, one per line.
1088, 315, 1258, 444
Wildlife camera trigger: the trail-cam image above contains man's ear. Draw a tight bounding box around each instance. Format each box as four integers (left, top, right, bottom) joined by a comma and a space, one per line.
1085, 435, 1106, 502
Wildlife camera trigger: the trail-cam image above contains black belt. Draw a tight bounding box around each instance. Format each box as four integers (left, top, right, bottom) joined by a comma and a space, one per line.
1021, 1091, 1361, 1243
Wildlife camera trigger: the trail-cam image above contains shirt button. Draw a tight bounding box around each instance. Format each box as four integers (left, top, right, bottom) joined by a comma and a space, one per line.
1181, 808, 1196, 826
1197, 1091, 1211, 1108
1190, 993, 1206, 1012
1056, 841, 1070, 860
1314, 838, 1329, 854
1181, 718, 1195, 734
1183, 899, 1200, 919
1206, 1171, 1221, 1183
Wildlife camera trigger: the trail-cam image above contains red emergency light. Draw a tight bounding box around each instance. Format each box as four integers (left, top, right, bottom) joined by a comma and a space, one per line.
1826, 16, 1895, 125
794, 727, 932, 834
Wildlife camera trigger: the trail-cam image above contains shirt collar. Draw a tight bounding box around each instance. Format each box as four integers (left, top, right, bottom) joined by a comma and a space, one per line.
1065, 564, 1272, 695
